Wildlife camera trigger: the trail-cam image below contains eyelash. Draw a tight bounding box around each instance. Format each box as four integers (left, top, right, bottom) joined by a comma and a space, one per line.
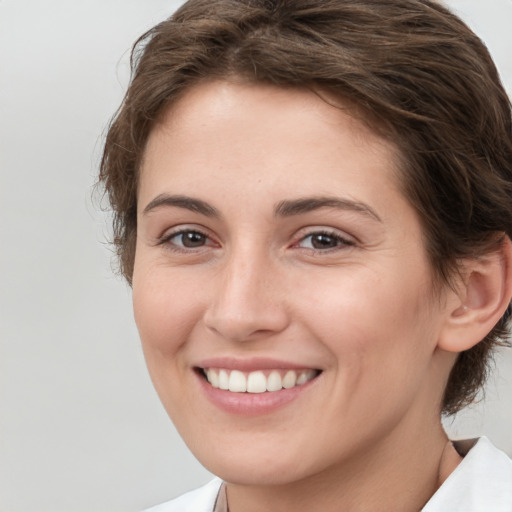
158, 227, 355, 254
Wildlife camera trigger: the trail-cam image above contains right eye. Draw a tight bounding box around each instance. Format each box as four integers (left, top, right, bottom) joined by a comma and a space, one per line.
160, 228, 216, 251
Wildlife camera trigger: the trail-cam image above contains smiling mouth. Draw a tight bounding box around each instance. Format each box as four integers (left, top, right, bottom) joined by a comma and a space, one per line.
199, 368, 321, 393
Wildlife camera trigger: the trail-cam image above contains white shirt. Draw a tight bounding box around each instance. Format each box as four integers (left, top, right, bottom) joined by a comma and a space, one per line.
423, 437, 512, 511
143, 437, 512, 512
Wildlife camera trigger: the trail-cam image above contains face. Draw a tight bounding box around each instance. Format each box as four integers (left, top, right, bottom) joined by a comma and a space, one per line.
133, 80, 453, 486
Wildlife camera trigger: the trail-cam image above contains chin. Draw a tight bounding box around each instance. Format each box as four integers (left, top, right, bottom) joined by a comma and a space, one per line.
204, 455, 311, 487
182, 427, 334, 487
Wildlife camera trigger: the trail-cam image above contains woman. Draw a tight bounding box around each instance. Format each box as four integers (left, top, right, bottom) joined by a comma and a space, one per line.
100, 0, 512, 510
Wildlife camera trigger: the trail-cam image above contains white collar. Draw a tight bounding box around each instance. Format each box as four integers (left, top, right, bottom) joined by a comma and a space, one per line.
422, 437, 512, 511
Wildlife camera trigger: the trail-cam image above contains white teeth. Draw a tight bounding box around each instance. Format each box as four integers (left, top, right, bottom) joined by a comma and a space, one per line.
204, 368, 318, 393
247, 371, 267, 393
297, 370, 316, 385
228, 370, 247, 392
266, 370, 282, 392
282, 370, 297, 389
219, 369, 229, 390
206, 369, 219, 388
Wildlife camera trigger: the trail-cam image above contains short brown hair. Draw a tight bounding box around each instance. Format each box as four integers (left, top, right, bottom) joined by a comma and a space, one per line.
100, 0, 512, 414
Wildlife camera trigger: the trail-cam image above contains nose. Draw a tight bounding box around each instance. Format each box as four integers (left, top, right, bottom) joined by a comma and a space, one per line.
203, 249, 289, 342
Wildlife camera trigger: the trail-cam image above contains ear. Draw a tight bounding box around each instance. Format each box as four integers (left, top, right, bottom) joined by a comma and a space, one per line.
437, 237, 512, 353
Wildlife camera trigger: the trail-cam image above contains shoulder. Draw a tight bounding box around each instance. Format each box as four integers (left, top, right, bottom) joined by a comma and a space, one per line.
423, 437, 512, 512
141, 478, 223, 512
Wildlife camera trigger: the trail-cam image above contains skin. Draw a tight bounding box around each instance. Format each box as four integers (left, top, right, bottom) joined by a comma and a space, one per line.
133, 80, 465, 511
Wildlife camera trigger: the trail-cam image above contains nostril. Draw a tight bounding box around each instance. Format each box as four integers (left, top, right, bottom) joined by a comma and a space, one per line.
202, 311, 290, 343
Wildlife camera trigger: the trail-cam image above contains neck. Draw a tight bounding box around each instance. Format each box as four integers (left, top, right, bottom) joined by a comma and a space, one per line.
225, 416, 459, 512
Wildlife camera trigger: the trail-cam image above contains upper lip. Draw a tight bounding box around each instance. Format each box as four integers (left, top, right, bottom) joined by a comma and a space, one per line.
196, 357, 321, 372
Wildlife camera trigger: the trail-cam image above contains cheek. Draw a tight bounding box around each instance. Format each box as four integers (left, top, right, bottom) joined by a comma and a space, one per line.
132, 265, 206, 357
298, 264, 430, 342
132, 267, 206, 418
296, 264, 438, 392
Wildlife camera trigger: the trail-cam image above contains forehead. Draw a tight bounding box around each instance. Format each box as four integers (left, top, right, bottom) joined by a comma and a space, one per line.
157, 79, 389, 139
141, 79, 402, 190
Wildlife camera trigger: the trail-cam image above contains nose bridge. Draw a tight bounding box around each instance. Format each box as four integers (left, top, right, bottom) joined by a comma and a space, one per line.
204, 241, 287, 341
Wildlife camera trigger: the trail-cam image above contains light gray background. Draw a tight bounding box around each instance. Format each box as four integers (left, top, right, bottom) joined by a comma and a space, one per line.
1, 1, 511, 511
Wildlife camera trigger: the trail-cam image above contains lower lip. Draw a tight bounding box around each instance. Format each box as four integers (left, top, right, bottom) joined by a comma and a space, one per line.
195, 371, 319, 415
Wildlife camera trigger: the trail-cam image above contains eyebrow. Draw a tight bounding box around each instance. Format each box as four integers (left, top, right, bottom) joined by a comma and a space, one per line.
142, 194, 220, 217
274, 196, 381, 221
142, 193, 381, 222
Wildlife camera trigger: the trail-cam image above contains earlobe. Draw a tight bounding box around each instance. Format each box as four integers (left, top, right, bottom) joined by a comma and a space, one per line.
438, 237, 512, 353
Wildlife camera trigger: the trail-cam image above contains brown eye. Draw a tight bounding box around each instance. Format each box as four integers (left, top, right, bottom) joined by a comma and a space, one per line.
177, 231, 207, 248
298, 231, 354, 250
163, 229, 211, 250
309, 233, 340, 249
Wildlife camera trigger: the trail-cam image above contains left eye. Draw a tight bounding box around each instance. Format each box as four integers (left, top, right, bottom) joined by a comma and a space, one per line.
298, 232, 352, 250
